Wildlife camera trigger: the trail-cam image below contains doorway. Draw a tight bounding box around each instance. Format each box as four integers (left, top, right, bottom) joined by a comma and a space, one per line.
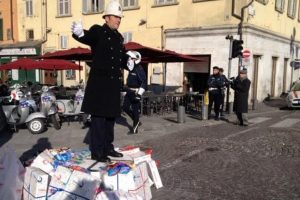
271, 57, 278, 97
252, 55, 260, 102
283, 58, 289, 93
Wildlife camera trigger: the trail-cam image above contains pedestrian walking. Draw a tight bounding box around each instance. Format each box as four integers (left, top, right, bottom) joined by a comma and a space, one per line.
231, 68, 251, 126
219, 68, 229, 116
207, 66, 224, 120
122, 51, 147, 134
71, 0, 131, 162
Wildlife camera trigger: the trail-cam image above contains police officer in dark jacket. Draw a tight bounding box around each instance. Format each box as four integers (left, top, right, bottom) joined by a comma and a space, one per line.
72, 0, 130, 162
231, 68, 251, 126
123, 51, 147, 134
207, 66, 225, 120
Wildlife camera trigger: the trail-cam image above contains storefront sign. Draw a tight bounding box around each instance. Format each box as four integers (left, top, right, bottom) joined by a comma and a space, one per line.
0, 48, 37, 56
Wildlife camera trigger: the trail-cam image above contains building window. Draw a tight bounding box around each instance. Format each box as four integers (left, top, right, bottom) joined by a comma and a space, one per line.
256, 0, 269, 5
26, 0, 33, 16
193, 0, 219, 2
298, 1, 300, 20
154, 0, 177, 6
287, 0, 297, 18
60, 35, 68, 49
66, 69, 76, 80
26, 29, 34, 41
121, 0, 139, 9
0, 18, 3, 41
275, 0, 285, 12
123, 32, 132, 43
58, 0, 71, 16
82, 0, 104, 14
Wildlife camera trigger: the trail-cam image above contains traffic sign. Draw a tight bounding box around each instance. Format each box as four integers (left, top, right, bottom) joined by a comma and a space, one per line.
243, 50, 251, 58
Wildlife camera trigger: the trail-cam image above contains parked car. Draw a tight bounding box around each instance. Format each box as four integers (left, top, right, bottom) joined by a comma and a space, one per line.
286, 80, 300, 108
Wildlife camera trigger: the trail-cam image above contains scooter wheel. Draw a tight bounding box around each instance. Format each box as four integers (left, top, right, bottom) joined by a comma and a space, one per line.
51, 113, 61, 130
27, 118, 45, 134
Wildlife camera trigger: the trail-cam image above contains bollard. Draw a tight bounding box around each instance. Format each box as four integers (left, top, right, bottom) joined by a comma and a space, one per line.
202, 104, 208, 120
252, 99, 258, 110
228, 102, 233, 114
177, 105, 186, 123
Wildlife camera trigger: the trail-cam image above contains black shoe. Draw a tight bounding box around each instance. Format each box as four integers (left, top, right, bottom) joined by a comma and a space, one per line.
91, 153, 111, 163
214, 116, 220, 121
133, 121, 141, 134
107, 150, 123, 158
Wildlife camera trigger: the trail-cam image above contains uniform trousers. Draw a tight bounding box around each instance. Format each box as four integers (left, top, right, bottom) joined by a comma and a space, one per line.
90, 116, 115, 156
122, 91, 140, 126
208, 91, 222, 118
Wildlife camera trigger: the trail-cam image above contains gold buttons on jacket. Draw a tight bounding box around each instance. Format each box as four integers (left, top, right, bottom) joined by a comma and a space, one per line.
111, 56, 114, 60
112, 66, 114, 69
108, 37, 111, 40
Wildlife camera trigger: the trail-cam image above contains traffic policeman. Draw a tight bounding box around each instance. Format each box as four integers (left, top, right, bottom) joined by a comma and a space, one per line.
71, 0, 130, 162
123, 51, 147, 134
207, 66, 225, 120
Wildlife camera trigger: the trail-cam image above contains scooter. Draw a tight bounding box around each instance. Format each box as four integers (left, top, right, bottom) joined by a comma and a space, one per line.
1, 87, 46, 134
39, 86, 61, 130
56, 82, 89, 125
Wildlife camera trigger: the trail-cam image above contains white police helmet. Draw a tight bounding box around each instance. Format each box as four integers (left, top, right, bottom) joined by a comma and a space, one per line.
126, 51, 142, 64
103, 0, 123, 19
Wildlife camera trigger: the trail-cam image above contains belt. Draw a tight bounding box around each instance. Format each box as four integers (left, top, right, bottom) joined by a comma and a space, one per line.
128, 87, 138, 92
209, 88, 218, 91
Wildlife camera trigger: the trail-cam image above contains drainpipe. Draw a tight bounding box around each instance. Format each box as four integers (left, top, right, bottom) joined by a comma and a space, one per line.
10, 0, 14, 42
238, 0, 254, 71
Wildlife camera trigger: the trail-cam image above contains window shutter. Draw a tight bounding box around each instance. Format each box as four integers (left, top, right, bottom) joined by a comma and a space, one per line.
0, 19, 3, 41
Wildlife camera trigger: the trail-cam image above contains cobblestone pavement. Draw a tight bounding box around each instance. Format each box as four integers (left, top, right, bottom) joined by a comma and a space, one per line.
1, 101, 299, 199
144, 108, 300, 200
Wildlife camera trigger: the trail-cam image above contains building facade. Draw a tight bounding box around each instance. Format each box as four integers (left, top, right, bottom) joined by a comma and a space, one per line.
0, 0, 43, 84
4, 0, 300, 102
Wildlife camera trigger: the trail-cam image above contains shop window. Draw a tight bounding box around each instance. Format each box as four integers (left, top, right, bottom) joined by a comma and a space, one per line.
287, 0, 297, 18
26, 29, 34, 41
123, 32, 132, 44
58, 0, 71, 16
60, 35, 68, 49
275, 0, 285, 13
122, 0, 139, 10
82, 0, 104, 14
0, 19, 3, 41
26, 0, 33, 16
256, 0, 269, 5
66, 69, 76, 80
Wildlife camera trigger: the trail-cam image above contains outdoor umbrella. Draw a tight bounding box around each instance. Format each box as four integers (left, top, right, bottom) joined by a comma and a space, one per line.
125, 42, 203, 63
40, 47, 90, 80
0, 58, 82, 71
41, 47, 91, 61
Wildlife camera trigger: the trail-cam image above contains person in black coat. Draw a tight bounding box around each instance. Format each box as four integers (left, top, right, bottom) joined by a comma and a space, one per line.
207, 66, 226, 120
231, 68, 251, 126
122, 51, 147, 134
71, 0, 130, 162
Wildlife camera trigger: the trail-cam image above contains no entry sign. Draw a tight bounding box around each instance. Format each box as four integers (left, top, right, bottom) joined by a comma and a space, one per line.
243, 50, 251, 58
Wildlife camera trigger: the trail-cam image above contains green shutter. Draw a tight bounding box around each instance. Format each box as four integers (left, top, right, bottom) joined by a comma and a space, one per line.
0, 18, 3, 41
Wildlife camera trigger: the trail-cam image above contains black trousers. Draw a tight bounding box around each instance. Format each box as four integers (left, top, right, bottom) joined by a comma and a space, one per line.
90, 116, 115, 156
220, 91, 225, 113
122, 91, 140, 126
208, 91, 222, 117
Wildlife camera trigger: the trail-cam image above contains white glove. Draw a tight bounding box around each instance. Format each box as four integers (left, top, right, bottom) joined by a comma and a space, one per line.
71, 20, 84, 38
127, 58, 134, 71
137, 87, 145, 96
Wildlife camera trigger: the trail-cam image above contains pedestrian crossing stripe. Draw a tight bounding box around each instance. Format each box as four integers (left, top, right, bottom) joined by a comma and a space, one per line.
248, 117, 271, 124
270, 118, 300, 128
